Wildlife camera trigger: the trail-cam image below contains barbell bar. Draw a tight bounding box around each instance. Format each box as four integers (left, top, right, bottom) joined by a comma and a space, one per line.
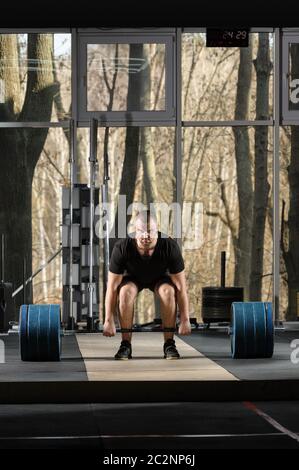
18, 301, 274, 362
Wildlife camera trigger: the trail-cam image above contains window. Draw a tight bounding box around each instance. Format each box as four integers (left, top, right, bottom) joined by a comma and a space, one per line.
182, 126, 273, 320
182, 32, 274, 122
0, 33, 71, 122
77, 125, 176, 322
78, 34, 175, 124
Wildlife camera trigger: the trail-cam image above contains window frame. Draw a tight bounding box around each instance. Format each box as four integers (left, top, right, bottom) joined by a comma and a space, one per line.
77, 32, 176, 126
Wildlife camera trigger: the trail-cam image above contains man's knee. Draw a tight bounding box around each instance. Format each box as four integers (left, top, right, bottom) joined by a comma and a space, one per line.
118, 282, 138, 309
156, 283, 176, 302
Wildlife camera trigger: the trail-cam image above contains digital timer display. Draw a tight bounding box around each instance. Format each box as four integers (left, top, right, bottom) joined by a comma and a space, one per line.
206, 29, 249, 47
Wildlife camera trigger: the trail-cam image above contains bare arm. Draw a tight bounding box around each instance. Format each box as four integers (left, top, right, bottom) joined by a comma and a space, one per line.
103, 272, 123, 336
105, 271, 123, 320
169, 270, 190, 322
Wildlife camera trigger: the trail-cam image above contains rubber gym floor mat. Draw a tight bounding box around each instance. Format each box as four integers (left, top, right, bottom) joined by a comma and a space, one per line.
75, 333, 238, 381
179, 330, 299, 381
0, 333, 88, 382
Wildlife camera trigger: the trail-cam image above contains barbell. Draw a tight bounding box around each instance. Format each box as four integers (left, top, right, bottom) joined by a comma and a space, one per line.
18, 301, 274, 361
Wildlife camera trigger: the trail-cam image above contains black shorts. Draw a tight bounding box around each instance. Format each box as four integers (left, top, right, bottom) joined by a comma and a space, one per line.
117, 275, 177, 294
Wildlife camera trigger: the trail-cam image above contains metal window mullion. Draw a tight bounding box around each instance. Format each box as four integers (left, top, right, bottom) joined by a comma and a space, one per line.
77, 117, 176, 126
78, 28, 176, 35
88, 119, 98, 323
282, 119, 299, 125
68, 119, 75, 326
71, 28, 78, 126
0, 122, 70, 128
71, 28, 79, 185
182, 28, 274, 33
169, 27, 183, 323
182, 120, 274, 127
175, 28, 182, 248
273, 28, 281, 325
283, 28, 299, 34
281, 34, 289, 121
0, 28, 71, 33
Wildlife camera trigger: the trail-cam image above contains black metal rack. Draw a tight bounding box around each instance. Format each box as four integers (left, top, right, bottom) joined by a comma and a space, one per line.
62, 184, 100, 329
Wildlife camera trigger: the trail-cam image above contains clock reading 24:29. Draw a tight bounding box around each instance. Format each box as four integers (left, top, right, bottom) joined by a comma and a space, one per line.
206, 29, 249, 47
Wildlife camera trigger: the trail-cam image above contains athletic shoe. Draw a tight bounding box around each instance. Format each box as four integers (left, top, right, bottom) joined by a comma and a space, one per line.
114, 340, 132, 360
163, 338, 180, 360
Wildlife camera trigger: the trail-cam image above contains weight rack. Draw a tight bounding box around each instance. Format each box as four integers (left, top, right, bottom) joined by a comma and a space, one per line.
62, 184, 100, 329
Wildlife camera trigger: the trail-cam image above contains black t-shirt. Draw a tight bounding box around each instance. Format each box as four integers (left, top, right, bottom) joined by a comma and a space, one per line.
109, 231, 185, 285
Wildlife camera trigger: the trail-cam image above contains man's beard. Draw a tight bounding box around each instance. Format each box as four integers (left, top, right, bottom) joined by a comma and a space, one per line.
136, 238, 156, 251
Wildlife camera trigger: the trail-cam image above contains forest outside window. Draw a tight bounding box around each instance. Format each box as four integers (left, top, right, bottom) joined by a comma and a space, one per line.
0, 33, 71, 122
76, 125, 176, 322
182, 126, 273, 322
78, 34, 175, 124
182, 32, 274, 122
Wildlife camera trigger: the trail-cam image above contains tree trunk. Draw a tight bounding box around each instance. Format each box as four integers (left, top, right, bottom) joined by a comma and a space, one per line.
287, 127, 299, 319
282, 45, 299, 320
287, 124, 299, 319
0, 34, 57, 314
140, 45, 159, 207
249, 33, 271, 300
0, 35, 22, 118
233, 39, 253, 298
110, 44, 143, 251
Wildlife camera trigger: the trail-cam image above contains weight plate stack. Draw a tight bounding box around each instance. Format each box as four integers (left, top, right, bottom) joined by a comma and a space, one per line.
19, 304, 61, 361
231, 301, 274, 359
202, 287, 244, 323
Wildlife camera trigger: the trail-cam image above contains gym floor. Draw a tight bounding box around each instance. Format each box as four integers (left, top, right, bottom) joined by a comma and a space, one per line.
1, 329, 298, 383
0, 330, 298, 449
0, 401, 298, 449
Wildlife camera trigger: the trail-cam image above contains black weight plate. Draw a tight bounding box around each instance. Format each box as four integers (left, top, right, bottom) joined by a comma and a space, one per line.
202, 287, 243, 322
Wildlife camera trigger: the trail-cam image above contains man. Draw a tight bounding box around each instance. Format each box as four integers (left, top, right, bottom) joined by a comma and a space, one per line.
103, 209, 191, 360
